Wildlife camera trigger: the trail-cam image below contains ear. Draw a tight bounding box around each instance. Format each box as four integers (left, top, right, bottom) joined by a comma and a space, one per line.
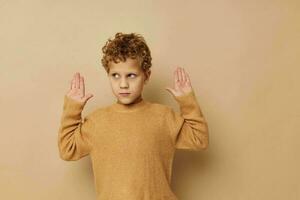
144, 70, 151, 84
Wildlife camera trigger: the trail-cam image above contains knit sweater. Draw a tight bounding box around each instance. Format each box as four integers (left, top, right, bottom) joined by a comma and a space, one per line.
57, 90, 209, 200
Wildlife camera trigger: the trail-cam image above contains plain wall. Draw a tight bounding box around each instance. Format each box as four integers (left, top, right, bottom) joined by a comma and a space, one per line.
0, 0, 299, 199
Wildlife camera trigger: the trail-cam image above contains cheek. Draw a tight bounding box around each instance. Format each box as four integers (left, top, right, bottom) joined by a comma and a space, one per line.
132, 80, 144, 88
109, 81, 118, 89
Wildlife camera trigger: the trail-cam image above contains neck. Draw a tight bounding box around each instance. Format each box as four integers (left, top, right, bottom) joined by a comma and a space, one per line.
112, 95, 148, 112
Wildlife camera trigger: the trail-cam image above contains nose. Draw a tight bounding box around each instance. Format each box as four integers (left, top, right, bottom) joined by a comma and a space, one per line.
119, 77, 129, 88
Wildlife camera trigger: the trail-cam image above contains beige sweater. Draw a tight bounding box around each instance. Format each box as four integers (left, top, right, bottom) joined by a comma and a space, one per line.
57, 90, 209, 200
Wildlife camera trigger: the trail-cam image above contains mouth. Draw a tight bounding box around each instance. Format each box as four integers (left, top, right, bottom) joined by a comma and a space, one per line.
119, 93, 131, 96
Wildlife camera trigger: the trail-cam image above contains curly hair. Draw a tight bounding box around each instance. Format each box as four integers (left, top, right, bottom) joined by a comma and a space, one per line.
101, 32, 152, 74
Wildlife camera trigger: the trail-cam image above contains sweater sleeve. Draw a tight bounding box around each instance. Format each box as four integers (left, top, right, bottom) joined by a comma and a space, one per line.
166, 90, 209, 151
57, 95, 94, 161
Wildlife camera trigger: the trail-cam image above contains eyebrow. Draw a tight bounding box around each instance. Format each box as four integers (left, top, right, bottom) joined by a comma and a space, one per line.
110, 71, 138, 74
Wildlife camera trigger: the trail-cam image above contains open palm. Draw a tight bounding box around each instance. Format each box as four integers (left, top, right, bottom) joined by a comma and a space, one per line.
66, 72, 94, 103
165, 67, 193, 97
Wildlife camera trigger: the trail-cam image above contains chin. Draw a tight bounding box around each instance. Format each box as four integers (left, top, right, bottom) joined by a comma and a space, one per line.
117, 98, 133, 104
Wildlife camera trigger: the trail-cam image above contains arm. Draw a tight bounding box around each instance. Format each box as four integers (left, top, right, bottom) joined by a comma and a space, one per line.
57, 95, 94, 161
165, 67, 209, 151
167, 90, 209, 151
58, 72, 94, 161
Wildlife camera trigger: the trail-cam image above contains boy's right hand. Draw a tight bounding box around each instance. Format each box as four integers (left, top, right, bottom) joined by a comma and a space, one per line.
66, 72, 94, 104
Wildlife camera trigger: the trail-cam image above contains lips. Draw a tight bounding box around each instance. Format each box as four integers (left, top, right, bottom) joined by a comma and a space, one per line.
119, 93, 130, 96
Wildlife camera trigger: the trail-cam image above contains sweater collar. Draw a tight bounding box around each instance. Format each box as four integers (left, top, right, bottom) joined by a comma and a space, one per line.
111, 96, 149, 112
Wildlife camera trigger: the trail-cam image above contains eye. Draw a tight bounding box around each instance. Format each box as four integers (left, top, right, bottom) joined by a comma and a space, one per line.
111, 73, 137, 78
111, 73, 119, 78
128, 73, 137, 78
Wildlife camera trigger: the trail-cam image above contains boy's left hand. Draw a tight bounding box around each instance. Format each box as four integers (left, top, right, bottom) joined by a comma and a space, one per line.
165, 67, 193, 98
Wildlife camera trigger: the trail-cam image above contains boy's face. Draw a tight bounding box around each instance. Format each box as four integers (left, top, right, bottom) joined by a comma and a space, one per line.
107, 57, 151, 105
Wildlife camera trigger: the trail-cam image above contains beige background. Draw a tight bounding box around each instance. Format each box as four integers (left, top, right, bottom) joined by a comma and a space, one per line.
1, 0, 299, 199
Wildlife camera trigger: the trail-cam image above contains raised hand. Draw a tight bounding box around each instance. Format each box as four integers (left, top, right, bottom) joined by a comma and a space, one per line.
165, 67, 193, 97
66, 72, 94, 103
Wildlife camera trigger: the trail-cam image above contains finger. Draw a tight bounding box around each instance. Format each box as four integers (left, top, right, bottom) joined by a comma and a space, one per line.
176, 67, 181, 83
71, 73, 76, 89
75, 72, 79, 89
85, 93, 93, 101
74, 73, 77, 89
80, 76, 85, 95
179, 67, 185, 82
185, 70, 191, 84
178, 67, 183, 82
70, 77, 73, 90
71, 75, 76, 90
79, 75, 83, 89
182, 68, 187, 82
173, 70, 177, 86
165, 87, 174, 96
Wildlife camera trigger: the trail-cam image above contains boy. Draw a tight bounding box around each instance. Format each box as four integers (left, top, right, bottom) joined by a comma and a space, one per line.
57, 32, 209, 200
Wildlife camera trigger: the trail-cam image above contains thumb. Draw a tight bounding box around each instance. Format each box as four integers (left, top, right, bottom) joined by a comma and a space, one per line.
165, 87, 175, 96
84, 93, 94, 102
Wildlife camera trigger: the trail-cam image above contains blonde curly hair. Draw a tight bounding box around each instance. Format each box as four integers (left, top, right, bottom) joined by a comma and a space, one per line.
101, 32, 152, 74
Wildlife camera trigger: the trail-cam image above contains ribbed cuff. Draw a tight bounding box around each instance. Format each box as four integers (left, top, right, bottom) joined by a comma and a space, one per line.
174, 90, 197, 104
173, 90, 202, 116
63, 95, 86, 111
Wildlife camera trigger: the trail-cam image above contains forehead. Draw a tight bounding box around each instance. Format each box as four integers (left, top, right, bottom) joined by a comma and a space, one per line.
109, 57, 142, 73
